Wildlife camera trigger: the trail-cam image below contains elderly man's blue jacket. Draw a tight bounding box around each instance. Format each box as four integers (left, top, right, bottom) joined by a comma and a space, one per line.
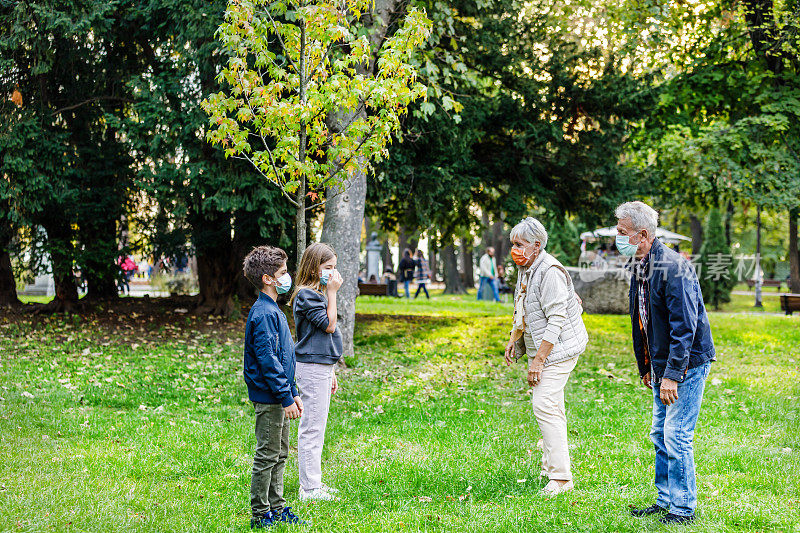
243, 292, 298, 407
629, 239, 715, 382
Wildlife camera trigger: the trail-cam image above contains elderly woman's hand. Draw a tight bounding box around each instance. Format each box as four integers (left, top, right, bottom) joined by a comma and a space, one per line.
527, 357, 544, 386
504, 338, 516, 366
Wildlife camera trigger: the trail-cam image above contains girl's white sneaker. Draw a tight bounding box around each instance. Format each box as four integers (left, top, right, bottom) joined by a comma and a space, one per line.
299, 487, 339, 501
541, 480, 574, 496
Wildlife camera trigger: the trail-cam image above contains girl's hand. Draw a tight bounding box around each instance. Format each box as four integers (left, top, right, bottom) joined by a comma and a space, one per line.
331, 373, 339, 395
327, 270, 343, 292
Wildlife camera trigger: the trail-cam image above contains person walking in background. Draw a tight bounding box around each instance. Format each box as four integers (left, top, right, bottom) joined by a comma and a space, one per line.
118, 255, 138, 295
241, 246, 306, 529
478, 247, 501, 302
398, 249, 416, 298
616, 201, 715, 526
291, 243, 344, 502
414, 249, 430, 299
503, 217, 587, 496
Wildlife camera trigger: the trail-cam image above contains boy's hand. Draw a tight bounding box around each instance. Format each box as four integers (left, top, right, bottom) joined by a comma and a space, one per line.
295, 396, 303, 415
284, 396, 303, 419
331, 373, 339, 395
327, 270, 343, 292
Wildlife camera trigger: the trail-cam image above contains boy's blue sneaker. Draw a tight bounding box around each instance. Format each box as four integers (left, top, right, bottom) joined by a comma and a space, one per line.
250, 510, 274, 529
274, 506, 308, 525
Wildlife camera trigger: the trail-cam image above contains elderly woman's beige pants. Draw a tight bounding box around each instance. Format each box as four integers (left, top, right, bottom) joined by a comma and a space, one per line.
531, 355, 579, 481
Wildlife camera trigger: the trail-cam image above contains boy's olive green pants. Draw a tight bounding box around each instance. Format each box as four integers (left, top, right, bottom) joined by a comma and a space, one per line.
250, 402, 290, 517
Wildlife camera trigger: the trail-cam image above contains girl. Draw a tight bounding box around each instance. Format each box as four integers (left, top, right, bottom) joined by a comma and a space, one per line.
290, 243, 344, 501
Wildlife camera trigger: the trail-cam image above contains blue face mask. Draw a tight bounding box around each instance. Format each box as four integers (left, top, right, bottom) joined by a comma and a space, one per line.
320, 269, 334, 286
615, 234, 640, 257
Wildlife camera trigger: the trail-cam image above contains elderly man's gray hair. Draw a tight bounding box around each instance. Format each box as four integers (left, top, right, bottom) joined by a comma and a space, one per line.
615, 201, 659, 236
510, 217, 548, 249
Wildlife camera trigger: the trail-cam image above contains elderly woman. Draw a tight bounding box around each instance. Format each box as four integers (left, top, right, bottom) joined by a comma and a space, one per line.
504, 217, 588, 495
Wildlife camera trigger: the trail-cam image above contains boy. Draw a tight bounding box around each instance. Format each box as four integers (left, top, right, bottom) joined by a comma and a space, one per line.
242, 246, 307, 529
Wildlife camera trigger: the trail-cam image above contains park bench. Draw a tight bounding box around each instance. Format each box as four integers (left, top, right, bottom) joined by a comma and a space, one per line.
745, 279, 783, 290
779, 294, 800, 316
358, 282, 394, 297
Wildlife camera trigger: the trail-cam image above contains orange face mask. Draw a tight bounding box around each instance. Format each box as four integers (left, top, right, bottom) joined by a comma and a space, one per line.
511, 245, 535, 266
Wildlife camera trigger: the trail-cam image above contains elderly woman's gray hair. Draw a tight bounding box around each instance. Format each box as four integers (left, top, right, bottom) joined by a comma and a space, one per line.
615, 201, 659, 236
510, 217, 548, 249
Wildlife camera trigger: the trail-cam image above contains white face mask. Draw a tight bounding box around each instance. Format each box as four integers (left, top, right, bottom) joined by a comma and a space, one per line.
275, 272, 292, 294
320, 269, 334, 286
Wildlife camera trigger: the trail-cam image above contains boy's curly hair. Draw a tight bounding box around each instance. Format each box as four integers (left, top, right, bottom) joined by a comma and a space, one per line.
243, 245, 287, 288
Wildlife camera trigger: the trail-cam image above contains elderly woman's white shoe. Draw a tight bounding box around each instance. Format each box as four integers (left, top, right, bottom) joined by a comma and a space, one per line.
541, 479, 574, 496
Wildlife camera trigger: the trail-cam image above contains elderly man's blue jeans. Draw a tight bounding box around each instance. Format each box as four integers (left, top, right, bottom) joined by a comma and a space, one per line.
650, 361, 711, 517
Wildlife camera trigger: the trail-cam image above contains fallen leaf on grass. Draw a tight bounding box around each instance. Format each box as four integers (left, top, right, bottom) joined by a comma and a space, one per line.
418, 496, 432, 502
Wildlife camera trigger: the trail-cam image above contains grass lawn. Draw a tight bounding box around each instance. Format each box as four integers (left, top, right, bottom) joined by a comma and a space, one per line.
1, 296, 799, 532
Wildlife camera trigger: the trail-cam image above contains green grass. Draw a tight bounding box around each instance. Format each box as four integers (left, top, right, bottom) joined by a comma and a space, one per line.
17, 295, 55, 304
1, 299, 799, 532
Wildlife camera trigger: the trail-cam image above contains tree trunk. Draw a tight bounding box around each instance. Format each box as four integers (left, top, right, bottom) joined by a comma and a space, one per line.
754, 206, 762, 308
442, 242, 466, 294
193, 211, 237, 316
481, 211, 492, 248
40, 217, 80, 312
491, 219, 508, 263
321, 163, 367, 361
296, 175, 307, 260
0, 218, 20, 308
460, 238, 475, 289
789, 208, 800, 293
724, 200, 734, 246
428, 238, 438, 282
195, 248, 237, 316
690, 214, 703, 256
398, 225, 417, 255
382, 238, 393, 273
82, 216, 120, 301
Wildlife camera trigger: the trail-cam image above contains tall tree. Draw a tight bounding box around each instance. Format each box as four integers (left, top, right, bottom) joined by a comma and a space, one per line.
1, 1, 140, 310
126, 0, 298, 315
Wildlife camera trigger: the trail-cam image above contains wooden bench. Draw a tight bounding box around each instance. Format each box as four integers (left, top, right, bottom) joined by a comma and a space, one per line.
745, 279, 783, 290
780, 294, 800, 316
358, 282, 390, 297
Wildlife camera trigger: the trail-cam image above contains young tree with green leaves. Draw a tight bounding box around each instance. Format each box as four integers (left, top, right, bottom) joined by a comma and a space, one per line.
202, 0, 432, 258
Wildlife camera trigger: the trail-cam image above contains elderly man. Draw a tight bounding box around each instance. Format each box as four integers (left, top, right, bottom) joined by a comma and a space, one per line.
478, 247, 501, 302
616, 201, 715, 525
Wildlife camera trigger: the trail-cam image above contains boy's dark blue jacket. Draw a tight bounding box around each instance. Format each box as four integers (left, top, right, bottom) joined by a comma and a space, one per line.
629, 238, 716, 383
243, 292, 298, 408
